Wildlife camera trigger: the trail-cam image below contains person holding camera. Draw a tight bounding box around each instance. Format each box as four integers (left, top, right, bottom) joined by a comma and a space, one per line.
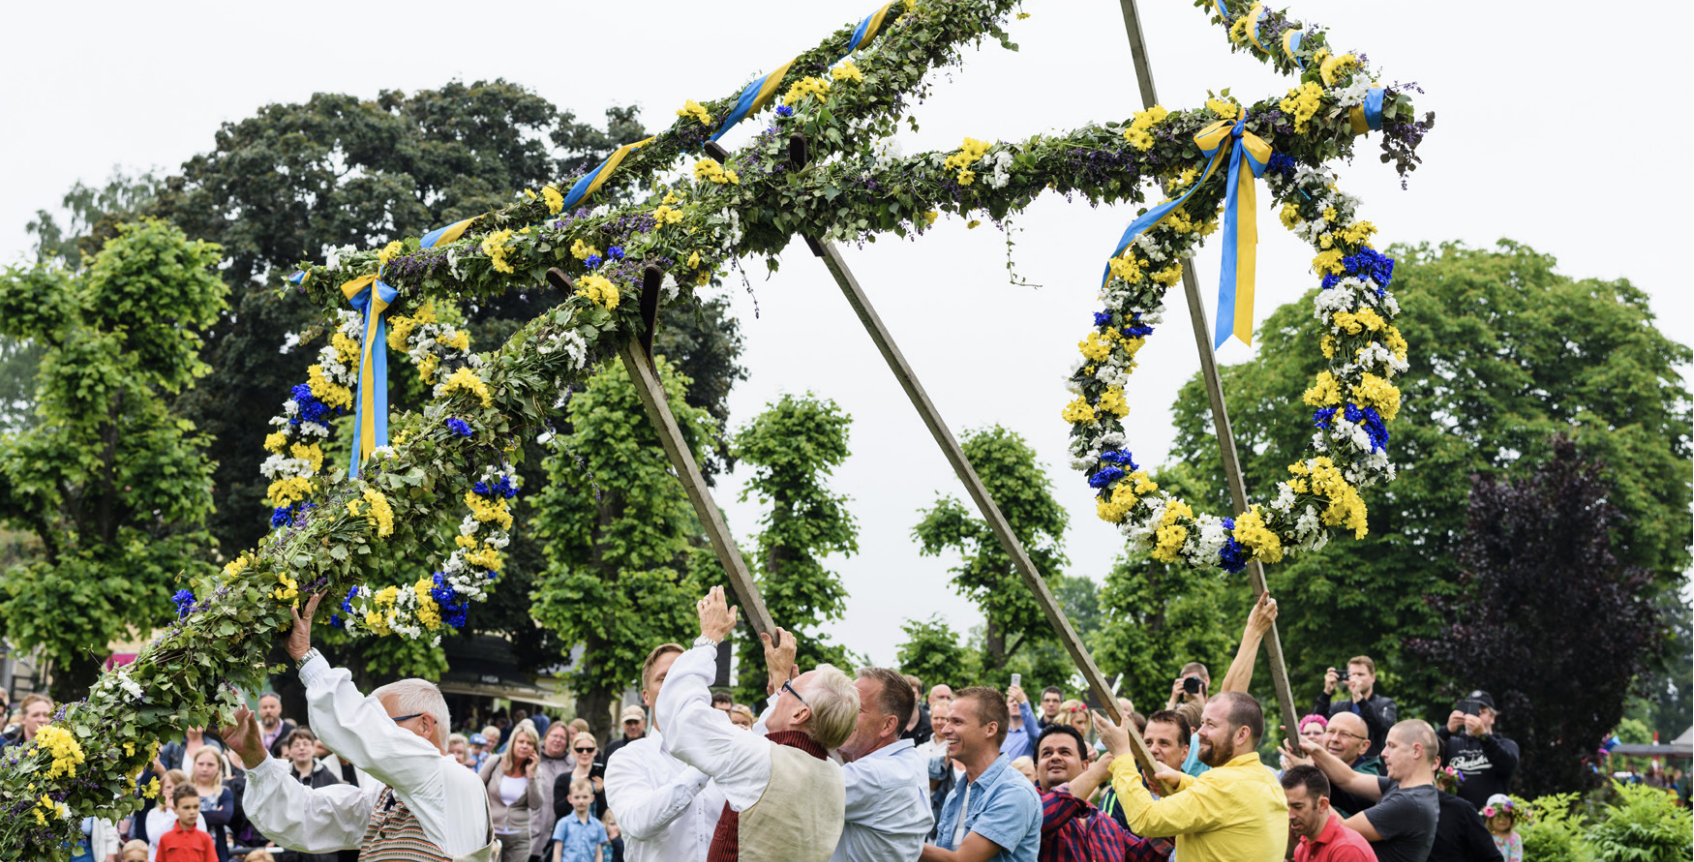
1437, 691, 1519, 809
1312, 658, 1396, 759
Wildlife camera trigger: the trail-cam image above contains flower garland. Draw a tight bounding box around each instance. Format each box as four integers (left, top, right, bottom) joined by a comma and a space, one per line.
1067, 49, 1410, 572
262, 301, 476, 529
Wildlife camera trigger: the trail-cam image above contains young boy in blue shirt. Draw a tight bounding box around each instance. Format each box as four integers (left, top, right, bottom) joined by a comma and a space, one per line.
552, 777, 608, 862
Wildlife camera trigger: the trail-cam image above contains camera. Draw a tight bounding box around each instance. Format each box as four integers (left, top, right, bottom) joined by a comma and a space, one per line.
1182, 676, 1203, 695
1338, 668, 1350, 681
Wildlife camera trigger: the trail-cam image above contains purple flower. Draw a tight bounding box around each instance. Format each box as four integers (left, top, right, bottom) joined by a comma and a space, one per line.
172, 590, 196, 618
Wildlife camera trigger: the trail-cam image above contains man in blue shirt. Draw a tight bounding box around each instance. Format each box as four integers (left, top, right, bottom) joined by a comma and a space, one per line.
999, 686, 1042, 762
922, 686, 1042, 862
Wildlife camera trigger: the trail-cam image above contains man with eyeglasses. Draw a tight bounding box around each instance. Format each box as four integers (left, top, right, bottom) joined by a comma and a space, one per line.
658, 586, 860, 862
224, 593, 495, 860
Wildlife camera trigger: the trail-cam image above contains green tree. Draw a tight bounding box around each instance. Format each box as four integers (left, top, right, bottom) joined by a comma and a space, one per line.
730, 393, 857, 700
25, 166, 162, 266
913, 425, 1069, 679
0, 221, 226, 698
1138, 239, 1692, 720
528, 356, 722, 738
896, 614, 975, 690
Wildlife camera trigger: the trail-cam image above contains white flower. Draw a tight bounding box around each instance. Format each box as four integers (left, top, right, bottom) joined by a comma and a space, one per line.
323, 244, 358, 270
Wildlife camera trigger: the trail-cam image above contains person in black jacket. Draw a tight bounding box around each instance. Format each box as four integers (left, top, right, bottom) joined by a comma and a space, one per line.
281, 727, 343, 862
1438, 690, 1520, 810
1428, 788, 1504, 862
1313, 656, 1397, 758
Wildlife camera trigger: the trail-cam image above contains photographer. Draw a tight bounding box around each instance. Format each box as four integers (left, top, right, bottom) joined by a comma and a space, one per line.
1437, 691, 1519, 809
1164, 663, 1210, 711
1313, 657, 1396, 758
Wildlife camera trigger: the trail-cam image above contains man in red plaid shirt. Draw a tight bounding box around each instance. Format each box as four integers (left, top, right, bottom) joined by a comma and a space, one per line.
1034, 725, 1173, 862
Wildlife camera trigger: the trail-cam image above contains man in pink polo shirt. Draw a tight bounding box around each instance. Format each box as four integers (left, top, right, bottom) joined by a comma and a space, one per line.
1281, 766, 1373, 861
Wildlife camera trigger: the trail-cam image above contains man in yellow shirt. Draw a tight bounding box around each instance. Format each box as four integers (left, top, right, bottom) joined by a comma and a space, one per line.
1093, 690, 1288, 862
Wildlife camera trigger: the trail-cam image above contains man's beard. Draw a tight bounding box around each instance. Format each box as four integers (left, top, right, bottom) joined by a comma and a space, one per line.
1199, 733, 1236, 767
261, 716, 279, 729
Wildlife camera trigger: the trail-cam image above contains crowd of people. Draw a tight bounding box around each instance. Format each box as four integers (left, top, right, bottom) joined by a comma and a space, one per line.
1, 586, 1676, 862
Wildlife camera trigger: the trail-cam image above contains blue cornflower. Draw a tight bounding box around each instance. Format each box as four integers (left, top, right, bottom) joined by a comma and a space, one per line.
585, 255, 604, 269
1266, 152, 1297, 179
172, 590, 196, 618
472, 481, 490, 497
775, 105, 794, 118
608, 246, 625, 260
445, 418, 473, 438
1089, 466, 1126, 489
328, 614, 344, 630
341, 585, 359, 615
1341, 247, 1396, 287
494, 476, 518, 499
1320, 273, 1342, 290
1313, 407, 1338, 429
1093, 311, 1113, 327
1099, 450, 1140, 471
270, 506, 294, 528
1219, 537, 1250, 573
430, 573, 470, 629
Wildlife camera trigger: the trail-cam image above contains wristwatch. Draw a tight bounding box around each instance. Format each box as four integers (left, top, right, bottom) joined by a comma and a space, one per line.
296, 647, 323, 670
693, 635, 719, 650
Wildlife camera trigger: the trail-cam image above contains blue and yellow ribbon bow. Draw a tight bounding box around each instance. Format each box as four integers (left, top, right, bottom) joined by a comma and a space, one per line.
1101, 115, 1272, 348
339, 273, 397, 477
711, 1, 895, 142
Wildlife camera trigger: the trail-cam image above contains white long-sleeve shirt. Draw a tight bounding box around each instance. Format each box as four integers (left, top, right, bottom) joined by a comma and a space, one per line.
656, 643, 776, 812
830, 739, 933, 862
603, 728, 726, 862
245, 653, 488, 856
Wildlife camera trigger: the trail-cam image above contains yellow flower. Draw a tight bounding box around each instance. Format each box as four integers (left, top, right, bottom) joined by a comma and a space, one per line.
143, 777, 160, 799
1311, 249, 1345, 276
480, 228, 517, 274
958, 169, 976, 186
222, 553, 252, 580
263, 432, 287, 453
676, 99, 712, 126
331, 331, 361, 367
1097, 385, 1130, 418
1107, 253, 1143, 284
376, 241, 405, 267
1232, 506, 1285, 562
1279, 81, 1324, 132
266, 475, 315, 508
1061, 396, 1098, 424
1017, 11, 1030, 18
465, 490, 515, 530
693, 158, 740, 185
418, 353, 440, 384
1383, 326, 1408, 362
1206, 96, 1238, 120
663, 191, 681, 205
1079, 332, 1113, 363
1339, 221, 1378, 246
1150, 264, 1183, 287
1351, 373, 1401, 422
780, 76, 831, 107
359, 487, 395, 537
1321, 334, 1336, 359
1320, 52, 1359, 87
270, 571, 299, 605
307, 365, 353, 411
443, 329, 471, 352
922, 211, 939, 226
1152, 523, 1189, 562
577, 273, 621, 310
542, 185, 564, 215
36, 725, 85, 779
289, 442, 324, 473
414, 577, 442, 631
441, 366, 494, 408
830, 60, 864, 83
1298, 458, 1369, 538
387, 315, 420, 351
570, 238, 600, 261
943, 137, 993, 184
1302, 371, 1344, 407
652, 205, 685, 228
1095, 480, 1143, 523
688, 251, 702, 268
1166, 166, 1201, 193
465, 543, 505, 572
1123, 105, 1169, 151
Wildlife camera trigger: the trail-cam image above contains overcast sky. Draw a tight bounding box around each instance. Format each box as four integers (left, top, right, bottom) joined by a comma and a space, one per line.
2, 0, 1689, 667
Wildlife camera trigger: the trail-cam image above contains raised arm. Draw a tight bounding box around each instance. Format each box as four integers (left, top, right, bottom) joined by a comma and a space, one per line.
242, 756, 375, 853
655, 587, 772, 811
1297, 737, 1382, 801
1219, 593, 1278, 695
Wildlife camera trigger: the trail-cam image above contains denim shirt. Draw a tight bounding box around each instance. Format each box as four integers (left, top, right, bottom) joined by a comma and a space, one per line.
933, 754, 1041, 862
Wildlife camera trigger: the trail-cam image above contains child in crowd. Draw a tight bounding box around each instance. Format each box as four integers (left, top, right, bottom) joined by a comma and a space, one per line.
120, 839, 149, 862
1010, 756, 1037, 783
147, 769, 206, 861
551, 778, 608, 862
156, 784, 217, 862
1482, 793, 1524, 862
599, 809, 623, 862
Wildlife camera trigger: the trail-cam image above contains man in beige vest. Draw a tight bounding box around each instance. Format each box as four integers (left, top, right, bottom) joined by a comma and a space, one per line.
658, 586, 859, 862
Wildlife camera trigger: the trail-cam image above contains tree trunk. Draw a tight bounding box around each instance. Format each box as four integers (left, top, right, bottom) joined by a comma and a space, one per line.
575, 631, 616, 744
985, 616, 1007, 671
50, 650, 104, 702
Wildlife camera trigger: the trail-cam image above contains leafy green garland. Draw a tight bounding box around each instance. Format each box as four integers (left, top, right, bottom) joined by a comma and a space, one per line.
1, 0, 1432, 855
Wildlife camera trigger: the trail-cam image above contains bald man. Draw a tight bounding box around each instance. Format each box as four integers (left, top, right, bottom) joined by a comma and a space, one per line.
1298, 720, 1439, 862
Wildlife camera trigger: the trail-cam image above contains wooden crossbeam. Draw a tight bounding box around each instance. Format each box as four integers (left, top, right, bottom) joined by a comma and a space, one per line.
1114, 0, 1302, 731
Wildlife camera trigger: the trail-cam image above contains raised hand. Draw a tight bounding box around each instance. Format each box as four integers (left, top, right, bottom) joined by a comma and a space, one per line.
286, 592, 327, 661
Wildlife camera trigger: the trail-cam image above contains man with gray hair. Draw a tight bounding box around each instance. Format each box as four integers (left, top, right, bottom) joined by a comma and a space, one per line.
224, 593, 494, 861
658, 586, 858, 862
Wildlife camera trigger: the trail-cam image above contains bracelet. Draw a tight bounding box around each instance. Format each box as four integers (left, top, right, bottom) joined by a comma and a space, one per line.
692, 636, 719, 650
295, 647, 322, 670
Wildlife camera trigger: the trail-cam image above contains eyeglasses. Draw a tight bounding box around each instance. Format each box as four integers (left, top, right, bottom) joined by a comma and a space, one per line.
1326, 728, 1367, 741
782, 679, 809, 709
391, 713, 425, 724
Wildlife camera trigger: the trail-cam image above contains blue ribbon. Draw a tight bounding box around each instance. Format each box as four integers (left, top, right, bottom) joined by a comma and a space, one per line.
1204, 116, 1271, 348
341, 276, 398, 478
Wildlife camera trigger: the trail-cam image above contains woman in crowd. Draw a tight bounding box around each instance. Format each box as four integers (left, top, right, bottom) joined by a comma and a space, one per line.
531, 721, 577, 862
479, 718, 543, 862
189, 747, 237, 862
553, 731, 607, 820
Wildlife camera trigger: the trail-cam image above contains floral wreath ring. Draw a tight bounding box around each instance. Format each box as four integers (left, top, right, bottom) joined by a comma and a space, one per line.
1061, 2, 1413, 574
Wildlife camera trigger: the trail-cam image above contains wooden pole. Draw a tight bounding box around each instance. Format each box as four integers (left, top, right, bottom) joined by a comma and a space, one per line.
814, 239, 1167, 781
1113, 0, 1302, 732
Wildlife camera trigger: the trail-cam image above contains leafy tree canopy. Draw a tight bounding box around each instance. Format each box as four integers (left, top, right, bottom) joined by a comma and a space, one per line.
0, 221, 226, 698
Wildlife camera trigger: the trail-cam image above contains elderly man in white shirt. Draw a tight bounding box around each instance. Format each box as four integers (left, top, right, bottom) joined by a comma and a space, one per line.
222, 594, 493, 862
833, 666, 934, 862
658, 586, 859, 862
604, 641, 727, 862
